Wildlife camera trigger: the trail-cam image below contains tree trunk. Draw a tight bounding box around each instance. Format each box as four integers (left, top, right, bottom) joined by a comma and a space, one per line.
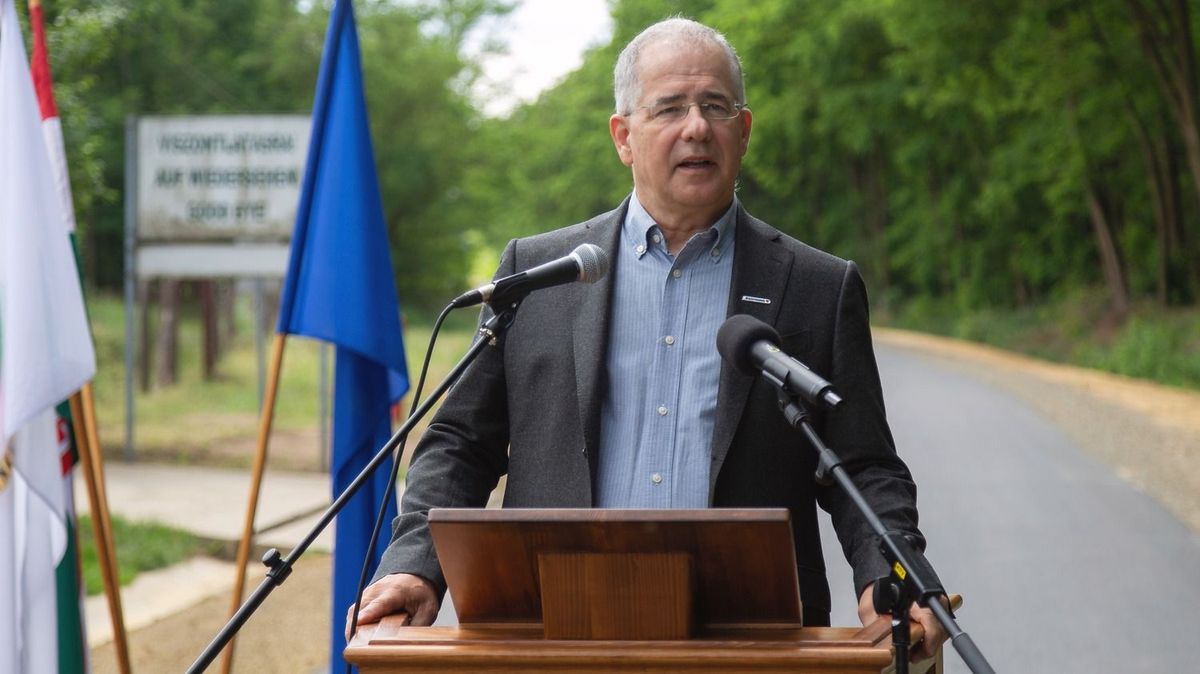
867, 139, 890, 299
1127, 110, 1177, 305
219, 279, 236, 345
1090, 5, 1179, 305
1085, 187, 1130, 316
1125, 0, 1200, 214
198, 280, 219, 380
848, 149, 890, 303
1154, 125, 1188, 302
156, 279, 179, 387
138, 280, 152, 393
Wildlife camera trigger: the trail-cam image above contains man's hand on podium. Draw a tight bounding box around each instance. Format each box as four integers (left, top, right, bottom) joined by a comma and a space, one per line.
345, 573, 440, 638
857, 583, 949, 663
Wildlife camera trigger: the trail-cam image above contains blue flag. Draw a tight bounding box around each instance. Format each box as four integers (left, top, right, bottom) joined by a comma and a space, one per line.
276, 1, 409, 669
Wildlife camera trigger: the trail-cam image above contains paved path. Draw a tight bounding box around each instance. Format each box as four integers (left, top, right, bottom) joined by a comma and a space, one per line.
76, 464, 332, 647
821, 342, 1200, 673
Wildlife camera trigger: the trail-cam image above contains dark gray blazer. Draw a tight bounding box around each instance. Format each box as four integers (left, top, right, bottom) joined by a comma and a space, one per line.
376, 199, 923, 626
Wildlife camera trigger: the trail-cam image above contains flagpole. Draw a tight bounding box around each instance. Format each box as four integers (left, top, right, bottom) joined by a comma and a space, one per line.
79, 381, 130, 663
69, 389, 131, 674
220, 332, 287, 674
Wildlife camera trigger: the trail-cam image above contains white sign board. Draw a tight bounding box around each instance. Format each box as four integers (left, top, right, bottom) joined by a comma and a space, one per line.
136, 115, 310, 244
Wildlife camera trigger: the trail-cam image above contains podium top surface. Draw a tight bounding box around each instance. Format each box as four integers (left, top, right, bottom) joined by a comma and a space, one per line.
429, 507, 802, 628
429, 508, 792, 523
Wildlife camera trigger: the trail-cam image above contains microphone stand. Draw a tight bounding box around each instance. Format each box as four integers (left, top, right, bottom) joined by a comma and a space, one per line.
774, 389, 996, 674
186, 300, 524, 674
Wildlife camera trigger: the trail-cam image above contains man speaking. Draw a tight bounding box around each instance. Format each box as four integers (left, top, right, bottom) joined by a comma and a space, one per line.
352, 17, 946, 660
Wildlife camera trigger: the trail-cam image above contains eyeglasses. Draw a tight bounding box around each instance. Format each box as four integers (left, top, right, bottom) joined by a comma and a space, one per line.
634, 99, 746, 124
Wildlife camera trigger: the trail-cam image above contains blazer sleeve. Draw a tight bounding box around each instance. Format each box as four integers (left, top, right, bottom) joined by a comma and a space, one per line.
814, 261, 926, 598
372, 240, 518, 596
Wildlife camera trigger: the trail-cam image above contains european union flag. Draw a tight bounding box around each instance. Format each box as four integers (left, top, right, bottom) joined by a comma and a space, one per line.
276, 1, 409, 669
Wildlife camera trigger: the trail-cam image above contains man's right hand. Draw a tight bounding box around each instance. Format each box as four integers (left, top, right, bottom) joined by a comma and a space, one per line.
345, 573, 440, 639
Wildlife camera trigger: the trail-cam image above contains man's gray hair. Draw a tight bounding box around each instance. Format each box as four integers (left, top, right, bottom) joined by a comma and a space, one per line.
613, 18, 746, 115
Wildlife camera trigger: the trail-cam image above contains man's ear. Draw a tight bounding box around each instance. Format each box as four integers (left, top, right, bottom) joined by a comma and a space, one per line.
739, 107, 753, 156
610, 114, 634, 167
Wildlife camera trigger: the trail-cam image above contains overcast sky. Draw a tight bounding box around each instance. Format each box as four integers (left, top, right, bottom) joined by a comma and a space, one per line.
466, 0, 614, 116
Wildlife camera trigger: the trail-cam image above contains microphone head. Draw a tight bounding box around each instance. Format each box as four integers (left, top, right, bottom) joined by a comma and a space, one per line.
717, 314, 780, 375
570, 243, 609, 284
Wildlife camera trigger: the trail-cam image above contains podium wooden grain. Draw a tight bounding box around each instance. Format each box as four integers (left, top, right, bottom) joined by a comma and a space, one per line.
344, 509, 952, 673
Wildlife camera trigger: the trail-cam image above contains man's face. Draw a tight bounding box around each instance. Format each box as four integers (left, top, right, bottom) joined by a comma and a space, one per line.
609, 41, 752, 224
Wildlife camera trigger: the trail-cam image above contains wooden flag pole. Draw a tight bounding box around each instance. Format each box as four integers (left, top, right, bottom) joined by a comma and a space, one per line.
79, 382, 125, 631
220, 332, 288, 674
69, 387, 131, 674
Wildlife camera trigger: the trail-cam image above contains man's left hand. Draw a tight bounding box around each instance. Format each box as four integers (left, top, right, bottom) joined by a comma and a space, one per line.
858, 582, 949, 663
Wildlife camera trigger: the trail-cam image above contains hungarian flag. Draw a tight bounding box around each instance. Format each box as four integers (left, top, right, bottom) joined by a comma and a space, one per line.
1, 0, 97, 671
29, 0, 91, 668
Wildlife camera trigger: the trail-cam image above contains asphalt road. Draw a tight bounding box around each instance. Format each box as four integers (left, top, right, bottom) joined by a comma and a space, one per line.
820, 343, 1200, 673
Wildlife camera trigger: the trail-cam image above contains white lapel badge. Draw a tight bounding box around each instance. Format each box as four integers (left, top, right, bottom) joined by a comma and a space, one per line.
741, 295, 771, 305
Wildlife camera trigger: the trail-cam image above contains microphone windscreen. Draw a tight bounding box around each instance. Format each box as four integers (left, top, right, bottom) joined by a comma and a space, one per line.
717, 314, 780, 375
571, 243, 609, 284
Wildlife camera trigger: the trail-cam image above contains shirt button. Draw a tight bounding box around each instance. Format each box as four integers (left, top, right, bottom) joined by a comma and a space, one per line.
657, 405, 668, 416
664, 335, 675, 346
635, 244, 646, 255
711, 247, 720, 257
652, 233, 662, 244
671, 269, 682, 279
651, 472, 663, 484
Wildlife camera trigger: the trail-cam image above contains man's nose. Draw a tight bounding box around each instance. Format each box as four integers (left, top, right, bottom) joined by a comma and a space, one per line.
679, 105, 713, 141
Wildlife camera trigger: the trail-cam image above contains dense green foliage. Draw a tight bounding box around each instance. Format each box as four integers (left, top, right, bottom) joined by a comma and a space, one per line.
40, 0, 507, 304
32, 0, 1200, 371
460, 0, 1200, 320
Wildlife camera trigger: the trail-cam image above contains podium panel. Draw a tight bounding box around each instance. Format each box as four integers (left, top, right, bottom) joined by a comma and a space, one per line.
427, 508, 802, 633
345, 509, 953, 673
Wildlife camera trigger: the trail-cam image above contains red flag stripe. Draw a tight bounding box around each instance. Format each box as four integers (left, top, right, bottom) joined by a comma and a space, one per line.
28, 0, 59, 121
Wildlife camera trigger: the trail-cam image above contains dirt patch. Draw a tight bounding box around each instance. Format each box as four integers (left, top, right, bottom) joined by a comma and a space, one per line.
89, 555, 332, 674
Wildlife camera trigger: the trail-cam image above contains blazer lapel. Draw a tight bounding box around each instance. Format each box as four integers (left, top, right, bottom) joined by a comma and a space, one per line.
573, 201, 627, 480
709, 208, 793, 498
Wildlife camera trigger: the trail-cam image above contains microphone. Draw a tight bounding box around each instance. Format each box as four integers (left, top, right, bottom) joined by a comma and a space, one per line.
450, 243, 610, 308
716, 314, 843, 410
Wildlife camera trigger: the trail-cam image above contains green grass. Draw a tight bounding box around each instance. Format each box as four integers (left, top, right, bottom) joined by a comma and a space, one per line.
887, 288, 1200, 391
87, 292, 479, 467
87, 285, 1197, 467
78, 513, 221, 596
78, 294, 482, 591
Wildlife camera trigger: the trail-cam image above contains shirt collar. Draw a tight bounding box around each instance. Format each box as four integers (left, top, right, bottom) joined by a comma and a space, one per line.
623, 191, 737, 261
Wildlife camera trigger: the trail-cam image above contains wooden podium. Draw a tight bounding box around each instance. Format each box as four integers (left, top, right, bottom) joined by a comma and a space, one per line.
345, 509, 949, 673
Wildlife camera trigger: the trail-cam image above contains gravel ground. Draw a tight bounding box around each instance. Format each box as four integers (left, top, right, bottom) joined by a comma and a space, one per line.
87, 329, 1199, 673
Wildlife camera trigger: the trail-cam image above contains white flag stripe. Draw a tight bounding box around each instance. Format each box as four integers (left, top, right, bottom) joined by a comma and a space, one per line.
11, 411, 67, 672
0, 0, 96, 446
40, 116, 79, 234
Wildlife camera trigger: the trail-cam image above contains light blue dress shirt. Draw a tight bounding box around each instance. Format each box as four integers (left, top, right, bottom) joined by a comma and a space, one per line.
595, 192, 737, 508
